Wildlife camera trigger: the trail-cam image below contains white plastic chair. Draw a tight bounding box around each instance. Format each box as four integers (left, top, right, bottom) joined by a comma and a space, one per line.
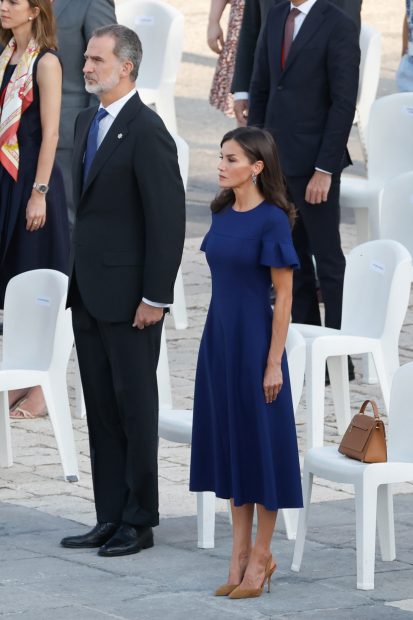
0, 270, 79, 482
379, 171, 413, 281
158, 325, 307, 548
292, 361, 413, 590
293, 240, 412, 449
116, 0, 184, 133
171, 134, 189, 330
340, 93, 413, 244
355, 24, 381, 159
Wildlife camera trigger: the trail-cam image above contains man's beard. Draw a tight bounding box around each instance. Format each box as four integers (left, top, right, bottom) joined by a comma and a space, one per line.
84, 71, 120, 95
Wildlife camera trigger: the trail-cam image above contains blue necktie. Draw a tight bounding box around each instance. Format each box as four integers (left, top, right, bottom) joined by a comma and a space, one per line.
83, 108, 109, 186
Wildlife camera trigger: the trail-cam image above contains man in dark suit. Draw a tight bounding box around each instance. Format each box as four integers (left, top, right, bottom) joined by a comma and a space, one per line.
60, 25, 185, 556
232, 0, 362, 125
248, 0, 360, 332
53, 0, 117, 228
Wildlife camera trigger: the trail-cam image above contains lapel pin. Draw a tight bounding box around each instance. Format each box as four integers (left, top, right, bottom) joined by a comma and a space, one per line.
117, 133, 123, 139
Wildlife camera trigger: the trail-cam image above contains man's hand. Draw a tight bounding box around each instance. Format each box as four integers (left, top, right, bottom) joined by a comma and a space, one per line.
133, 302, 164, 329
305, 170, 332, 204
234, 99, 248, 126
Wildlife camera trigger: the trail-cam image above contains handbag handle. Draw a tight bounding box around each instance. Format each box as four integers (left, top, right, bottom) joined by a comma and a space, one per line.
359, 399, 380, 419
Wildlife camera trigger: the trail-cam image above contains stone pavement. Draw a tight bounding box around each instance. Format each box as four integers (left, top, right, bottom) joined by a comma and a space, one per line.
1, 0, 413, 617
2, 496, 413, 619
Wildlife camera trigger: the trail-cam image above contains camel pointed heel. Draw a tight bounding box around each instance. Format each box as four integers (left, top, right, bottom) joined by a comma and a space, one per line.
228, 556, 277, 600
214, 583, 239, 596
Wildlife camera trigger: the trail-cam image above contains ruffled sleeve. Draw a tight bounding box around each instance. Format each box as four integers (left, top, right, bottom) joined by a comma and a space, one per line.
259, 208, 300, 269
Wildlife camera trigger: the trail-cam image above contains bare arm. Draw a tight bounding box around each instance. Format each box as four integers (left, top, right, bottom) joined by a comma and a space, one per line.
26, 53, 62, 232
207, 0, 230, 53
263, 267, 293, 404
402, 15, 408, 55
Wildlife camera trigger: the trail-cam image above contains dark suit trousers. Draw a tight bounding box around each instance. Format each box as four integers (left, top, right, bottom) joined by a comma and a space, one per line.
71, 281, 163, 528
286, 173, 346, 329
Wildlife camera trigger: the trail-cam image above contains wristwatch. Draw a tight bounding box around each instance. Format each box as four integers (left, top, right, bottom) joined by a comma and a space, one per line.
33, 182, 49, 195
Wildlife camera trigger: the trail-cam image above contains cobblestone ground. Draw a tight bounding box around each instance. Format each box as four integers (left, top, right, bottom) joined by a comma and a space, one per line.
0, 0, 412, 526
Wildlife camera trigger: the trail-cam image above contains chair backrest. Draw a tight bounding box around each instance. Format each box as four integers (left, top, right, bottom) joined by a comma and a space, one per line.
171, 133, 189, 191
341, 240, 412, 342
388, 362, 413, 462
356, 23, 381, 156
2, 270, 73, 372
285, 325, 306, 415
367, 93, 413, 181
116, 0, 184, 91
379, 172, 413, 279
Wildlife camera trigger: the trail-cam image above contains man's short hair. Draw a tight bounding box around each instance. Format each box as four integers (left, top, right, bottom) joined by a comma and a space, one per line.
92, 24, 142, 81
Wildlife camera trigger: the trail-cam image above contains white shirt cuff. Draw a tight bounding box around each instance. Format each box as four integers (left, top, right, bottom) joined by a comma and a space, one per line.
315, 167, 332, 175
142, 297, 169, 308
233, 92, 249, 101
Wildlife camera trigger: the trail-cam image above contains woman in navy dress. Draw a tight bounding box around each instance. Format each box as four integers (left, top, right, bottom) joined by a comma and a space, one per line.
0, 0, 69, 418
190, 127, 302, 599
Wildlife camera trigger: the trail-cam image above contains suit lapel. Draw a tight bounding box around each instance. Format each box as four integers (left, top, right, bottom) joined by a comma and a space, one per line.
53, 0, 72, 20
281, 0, 328, 76
81, 93, 142, 197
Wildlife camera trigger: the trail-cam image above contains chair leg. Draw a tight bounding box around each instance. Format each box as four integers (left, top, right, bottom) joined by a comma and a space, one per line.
291, 469, 313, 571
0, 391, 12, 467
327, 355, 351, 436
280, 508, 299, 540
371, 350, 391, 413
362, 353, 378, 385
41, 375, 79, 482
226, 499, 233, 526
157, 327, 173, 410
377, 484, 396, 562
73, 346, 86, 420
354, 208, 369, 245
355, 481, 377, 590
305, 345, 327, 448
171, 267, 188, 330
197, 491, 215, 549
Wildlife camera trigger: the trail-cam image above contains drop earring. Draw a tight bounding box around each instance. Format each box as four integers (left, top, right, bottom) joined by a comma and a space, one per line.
252, 173, 257, 186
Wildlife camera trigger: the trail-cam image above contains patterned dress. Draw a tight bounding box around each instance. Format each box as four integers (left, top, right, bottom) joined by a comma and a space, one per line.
209, 0, 245, 117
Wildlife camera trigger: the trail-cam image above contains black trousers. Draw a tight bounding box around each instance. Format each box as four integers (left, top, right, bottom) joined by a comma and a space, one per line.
71, 282, 163, 527
286, 173, 346, 330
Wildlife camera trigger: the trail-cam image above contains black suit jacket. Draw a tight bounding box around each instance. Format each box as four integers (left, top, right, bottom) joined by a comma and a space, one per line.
67, 93, 186, 323
248, 0, 360, 177
231, 0, 362, 93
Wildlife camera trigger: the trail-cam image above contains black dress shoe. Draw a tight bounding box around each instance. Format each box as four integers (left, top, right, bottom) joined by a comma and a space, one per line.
325, 356, 355, 386
98, 524, 154, 557
60, 523, 118, 548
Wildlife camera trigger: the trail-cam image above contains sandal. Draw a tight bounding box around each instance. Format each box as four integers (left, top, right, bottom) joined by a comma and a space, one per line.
8, 389, 30, 410
10, 399, 47, 420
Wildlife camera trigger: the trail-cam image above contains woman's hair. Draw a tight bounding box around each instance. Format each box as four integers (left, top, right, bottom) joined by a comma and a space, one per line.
211, 126, 295, 226
0, 0, 58, 50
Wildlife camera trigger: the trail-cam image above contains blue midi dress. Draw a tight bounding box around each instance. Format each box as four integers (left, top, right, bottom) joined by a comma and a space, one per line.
190, 201, 303, 510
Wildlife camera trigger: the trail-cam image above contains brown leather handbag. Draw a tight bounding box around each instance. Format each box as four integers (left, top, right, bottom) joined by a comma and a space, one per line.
338, 400, 387, 463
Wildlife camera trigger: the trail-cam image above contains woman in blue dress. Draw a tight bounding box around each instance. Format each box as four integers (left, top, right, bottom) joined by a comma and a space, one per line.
190, 127, 302, 599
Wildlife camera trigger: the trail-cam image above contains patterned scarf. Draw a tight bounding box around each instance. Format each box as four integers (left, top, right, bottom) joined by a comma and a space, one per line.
0, 37, 40, 181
